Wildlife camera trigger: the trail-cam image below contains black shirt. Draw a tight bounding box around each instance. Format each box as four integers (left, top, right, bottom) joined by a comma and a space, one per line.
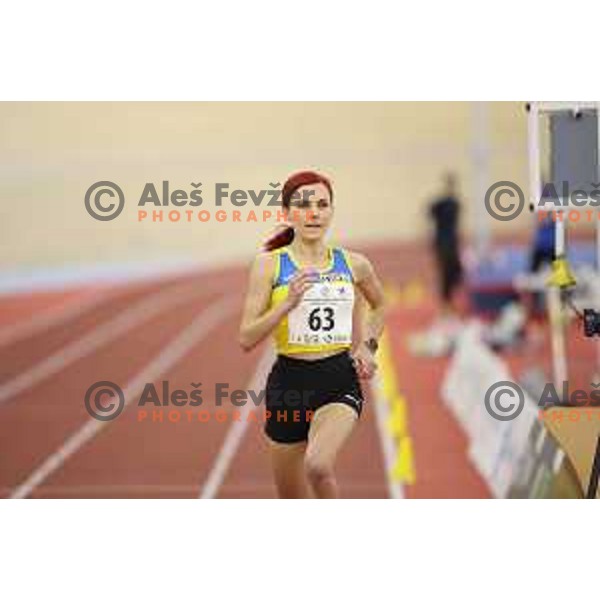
430, 195, 460, 248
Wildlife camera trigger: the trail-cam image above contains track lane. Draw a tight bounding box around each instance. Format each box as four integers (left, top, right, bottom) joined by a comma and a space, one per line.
0, 289, 92, 329
0, 272, 232, 382
26, 298, 260, 498
0, 278, 234, 495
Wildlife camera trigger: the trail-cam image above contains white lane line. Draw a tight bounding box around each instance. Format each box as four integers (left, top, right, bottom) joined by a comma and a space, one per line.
371, 370, 404, 499
0, 279, 213, 406
199, 345, 274, 499
8, 296, 238, 499
0, 288, 113, 349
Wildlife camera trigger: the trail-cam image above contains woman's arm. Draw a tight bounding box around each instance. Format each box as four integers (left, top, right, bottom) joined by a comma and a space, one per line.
238, 253, 314, 352
347, 251, 387, 378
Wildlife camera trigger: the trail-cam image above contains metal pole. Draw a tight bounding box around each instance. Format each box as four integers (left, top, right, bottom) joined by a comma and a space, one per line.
586, 434, 600, 499
528, 102, 541, 212
529, 102, 568, 389
471, 102, 491, 259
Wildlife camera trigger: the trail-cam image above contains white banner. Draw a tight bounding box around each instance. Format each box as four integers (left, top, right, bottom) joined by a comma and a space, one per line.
442, 322, 538, 497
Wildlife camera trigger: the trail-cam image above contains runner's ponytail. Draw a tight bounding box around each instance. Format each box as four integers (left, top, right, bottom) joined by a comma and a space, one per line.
262, 170, 333, 252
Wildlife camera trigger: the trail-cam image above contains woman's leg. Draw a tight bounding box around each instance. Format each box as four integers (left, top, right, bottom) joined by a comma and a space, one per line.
305, 403, 358, 499
267, 439, 311, 498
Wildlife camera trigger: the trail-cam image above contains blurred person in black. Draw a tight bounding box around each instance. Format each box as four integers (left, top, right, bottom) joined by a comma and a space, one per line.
428, 172, 464, 325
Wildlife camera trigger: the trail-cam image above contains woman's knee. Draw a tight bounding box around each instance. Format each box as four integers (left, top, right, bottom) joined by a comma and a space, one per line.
304, 453, 334, 486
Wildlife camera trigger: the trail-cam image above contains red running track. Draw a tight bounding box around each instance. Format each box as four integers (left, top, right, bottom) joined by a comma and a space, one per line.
0, 243, 489, 498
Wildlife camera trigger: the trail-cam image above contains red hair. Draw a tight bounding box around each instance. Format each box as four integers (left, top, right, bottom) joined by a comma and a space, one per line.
262, 170, 334, 252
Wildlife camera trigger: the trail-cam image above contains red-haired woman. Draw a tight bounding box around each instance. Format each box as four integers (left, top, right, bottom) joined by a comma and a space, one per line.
239, 171, 386, 498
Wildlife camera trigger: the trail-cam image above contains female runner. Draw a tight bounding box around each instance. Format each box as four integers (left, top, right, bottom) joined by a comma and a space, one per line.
239, 170, 386, 498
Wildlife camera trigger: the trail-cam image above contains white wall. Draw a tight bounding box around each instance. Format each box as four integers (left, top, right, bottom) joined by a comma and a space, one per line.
0, 102, 532, 271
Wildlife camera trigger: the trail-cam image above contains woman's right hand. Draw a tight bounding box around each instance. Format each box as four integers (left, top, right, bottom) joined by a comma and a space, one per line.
285, 269, 317, 310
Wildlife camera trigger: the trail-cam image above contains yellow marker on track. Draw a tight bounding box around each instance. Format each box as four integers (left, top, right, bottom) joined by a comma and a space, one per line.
378, 329, 416, 485
391, 437, 416, 485
386, 398, 407, 439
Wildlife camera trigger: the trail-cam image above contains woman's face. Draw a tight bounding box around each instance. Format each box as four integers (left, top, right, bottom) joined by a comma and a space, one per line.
286, 182, 333, 242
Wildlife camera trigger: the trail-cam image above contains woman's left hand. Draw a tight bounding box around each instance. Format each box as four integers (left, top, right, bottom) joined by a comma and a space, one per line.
350, 344, 378, 380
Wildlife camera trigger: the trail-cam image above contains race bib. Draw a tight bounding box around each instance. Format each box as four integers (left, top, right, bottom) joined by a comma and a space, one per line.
288, 280, 354, 346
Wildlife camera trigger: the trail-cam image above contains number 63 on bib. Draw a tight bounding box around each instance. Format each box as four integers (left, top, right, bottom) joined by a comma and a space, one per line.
287, 281, 354, 346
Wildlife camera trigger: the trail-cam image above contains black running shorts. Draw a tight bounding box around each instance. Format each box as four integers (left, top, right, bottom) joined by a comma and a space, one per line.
264, 350, 364, 444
